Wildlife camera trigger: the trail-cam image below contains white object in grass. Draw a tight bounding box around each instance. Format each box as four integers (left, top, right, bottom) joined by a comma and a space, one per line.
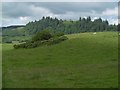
93, 32, 96, 35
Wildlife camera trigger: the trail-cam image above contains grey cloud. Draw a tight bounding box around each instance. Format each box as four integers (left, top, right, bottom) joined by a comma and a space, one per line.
1, 2, 118, 26
2, 2, 117, 17
2, 3, 33, 18
30, 2, 117, 14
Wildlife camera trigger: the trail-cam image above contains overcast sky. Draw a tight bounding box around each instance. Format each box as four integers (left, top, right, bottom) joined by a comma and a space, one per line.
1, 2, 119, 27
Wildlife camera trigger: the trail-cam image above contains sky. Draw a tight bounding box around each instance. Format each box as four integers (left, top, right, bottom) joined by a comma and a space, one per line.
1, 1, 119, 27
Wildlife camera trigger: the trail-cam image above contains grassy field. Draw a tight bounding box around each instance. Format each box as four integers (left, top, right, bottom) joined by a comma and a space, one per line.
0, 44, 2, 89
2, 32, 118, 88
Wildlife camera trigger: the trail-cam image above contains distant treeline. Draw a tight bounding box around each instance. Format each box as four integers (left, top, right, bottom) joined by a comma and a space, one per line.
2, 25, 25, 30
25, 16, 117, 35
2, 16, 118, 43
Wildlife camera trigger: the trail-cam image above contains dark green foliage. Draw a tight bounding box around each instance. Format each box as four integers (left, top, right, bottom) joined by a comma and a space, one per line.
53, 32, 64, 37
59, 36, 68, 41
32, 30, 52, 42
25, 16, 117, 35
14, 42, 39, 49
13, 44, 20, 49
14, 30, 68, 49
118, 24, 120, 32
48, 36, 68, 45
2, 16, 118, 43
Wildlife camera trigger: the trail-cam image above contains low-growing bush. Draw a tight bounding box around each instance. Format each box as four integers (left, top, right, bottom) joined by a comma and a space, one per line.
47, 37, 60, 45
13, 44, 20, 49
53, 32, 64, 37
13, 30, 68, 49
46, 36, 68, 45
59, 36, 68, 41
32, 30, 52, 42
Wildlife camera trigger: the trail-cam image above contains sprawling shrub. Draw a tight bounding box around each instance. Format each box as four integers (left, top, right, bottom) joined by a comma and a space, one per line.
32, 30, 52, 42
13, 44, 20, 49
47, 37, 60, 45
47, 36, 68, 45
59, 36, 68, 41
14, 30, 68, 49
53, 32, 64, 37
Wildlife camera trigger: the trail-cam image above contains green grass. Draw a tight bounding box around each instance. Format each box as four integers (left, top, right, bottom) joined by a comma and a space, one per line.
3, 36, 31, 43
2, 32, 118, 88
0, 44, 2, 89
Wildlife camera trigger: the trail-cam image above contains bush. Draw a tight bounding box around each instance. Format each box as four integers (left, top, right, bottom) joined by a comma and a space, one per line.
59, 36, 68, 41
53, 32, 64, 37
13, 30, 68, 49
13, 44, 19, 49
32, 30, 52, 42
47, 36, 68, 45
47, 37, 60, 45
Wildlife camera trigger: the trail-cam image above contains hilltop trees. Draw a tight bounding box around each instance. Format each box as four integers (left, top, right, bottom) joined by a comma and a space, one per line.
25, 16, 117, 35
3, 16, 118, 44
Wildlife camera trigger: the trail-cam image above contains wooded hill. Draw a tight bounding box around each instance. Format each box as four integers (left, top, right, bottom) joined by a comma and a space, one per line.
2, 16, 118, 37
2, 25, 25, 37
2, 16, 118, 43
25, 16, 117, 35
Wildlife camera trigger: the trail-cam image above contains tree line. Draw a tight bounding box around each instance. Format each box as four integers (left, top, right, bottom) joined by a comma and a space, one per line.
25, 16, 117, 35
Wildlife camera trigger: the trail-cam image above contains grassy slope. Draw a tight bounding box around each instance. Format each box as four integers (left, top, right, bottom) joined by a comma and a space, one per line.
2, 32, 118, 88
0, 44, 1, 89
2, 27, 25, 36
2, 27, 31, 42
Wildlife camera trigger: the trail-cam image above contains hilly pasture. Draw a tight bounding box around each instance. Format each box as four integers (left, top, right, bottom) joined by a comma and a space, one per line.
2, 32, 118, 88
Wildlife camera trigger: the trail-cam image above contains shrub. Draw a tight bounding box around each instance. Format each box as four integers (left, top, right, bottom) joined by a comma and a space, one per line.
13, 30, 68, 49
59, 36, 68, 41
32, 30, 52, 42
47, 36, 68, 45
13, 44, 21, 49
53, 32, 64, 37
47, 37, 60, 45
